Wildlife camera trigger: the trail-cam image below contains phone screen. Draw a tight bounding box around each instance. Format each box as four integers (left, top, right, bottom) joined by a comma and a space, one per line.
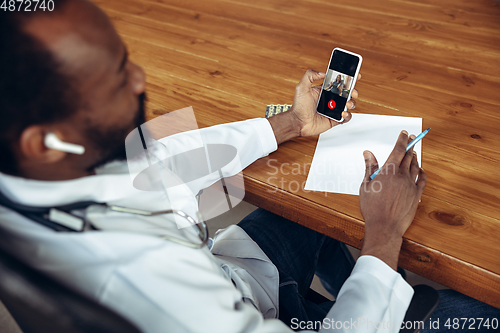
317, 49, 360, 121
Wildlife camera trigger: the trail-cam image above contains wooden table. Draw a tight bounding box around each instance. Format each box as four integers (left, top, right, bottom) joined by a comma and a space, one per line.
98, 0, 500, 308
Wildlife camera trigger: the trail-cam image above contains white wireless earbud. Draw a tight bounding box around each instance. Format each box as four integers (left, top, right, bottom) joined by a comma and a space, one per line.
44, 133, 85, 155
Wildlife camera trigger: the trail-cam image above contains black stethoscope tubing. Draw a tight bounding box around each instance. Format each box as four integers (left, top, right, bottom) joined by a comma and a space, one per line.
0, 189, 209, 248
0, 189, 101, 232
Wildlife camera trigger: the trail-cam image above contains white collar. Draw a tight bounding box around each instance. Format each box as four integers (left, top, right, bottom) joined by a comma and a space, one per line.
0, 164, 138, 208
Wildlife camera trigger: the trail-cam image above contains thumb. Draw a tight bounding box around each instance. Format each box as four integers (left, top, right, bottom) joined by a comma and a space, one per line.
363, 150, 379, 182
297, 69, 325, 90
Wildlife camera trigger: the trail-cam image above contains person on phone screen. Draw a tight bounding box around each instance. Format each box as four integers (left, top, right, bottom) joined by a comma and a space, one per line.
327, 74, 344, 95
0, 1, 498, 333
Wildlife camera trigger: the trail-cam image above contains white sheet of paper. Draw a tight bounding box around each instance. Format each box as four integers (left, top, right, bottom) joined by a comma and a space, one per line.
304, 113, 423, 195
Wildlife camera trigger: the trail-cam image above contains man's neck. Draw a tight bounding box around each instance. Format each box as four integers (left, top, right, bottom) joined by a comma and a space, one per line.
17, 163, 93, 181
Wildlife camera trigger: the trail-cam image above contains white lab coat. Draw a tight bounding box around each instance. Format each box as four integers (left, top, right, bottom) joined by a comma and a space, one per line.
0, 118, 413, 332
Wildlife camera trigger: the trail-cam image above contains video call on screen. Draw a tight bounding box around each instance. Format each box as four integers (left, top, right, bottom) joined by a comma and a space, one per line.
317, 50, 359, 121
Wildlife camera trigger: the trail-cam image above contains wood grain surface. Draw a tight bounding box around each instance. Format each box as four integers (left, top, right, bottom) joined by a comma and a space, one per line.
96, 0, 500, 308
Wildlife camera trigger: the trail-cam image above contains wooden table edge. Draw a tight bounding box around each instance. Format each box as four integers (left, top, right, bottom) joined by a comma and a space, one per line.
242, 174, 500, 309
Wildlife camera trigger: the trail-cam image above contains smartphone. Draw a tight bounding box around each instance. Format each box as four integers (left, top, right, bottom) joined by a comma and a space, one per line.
316, 48, 363, 122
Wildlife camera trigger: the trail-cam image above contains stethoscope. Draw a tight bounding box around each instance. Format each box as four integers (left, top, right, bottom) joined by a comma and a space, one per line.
0, 189, 209, 249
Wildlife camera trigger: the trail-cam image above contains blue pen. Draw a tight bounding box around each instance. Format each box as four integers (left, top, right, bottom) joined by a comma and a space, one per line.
370, 128, 431, 180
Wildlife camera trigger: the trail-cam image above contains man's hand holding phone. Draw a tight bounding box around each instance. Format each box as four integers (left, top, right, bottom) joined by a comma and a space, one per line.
290, 69, 360, 137
268, 69, 359, 144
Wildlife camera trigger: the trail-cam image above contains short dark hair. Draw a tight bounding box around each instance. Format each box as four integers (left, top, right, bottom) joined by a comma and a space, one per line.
0, 2, 79, 175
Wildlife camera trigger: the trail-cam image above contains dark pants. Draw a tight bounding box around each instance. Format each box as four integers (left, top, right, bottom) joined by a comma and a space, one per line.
238, 208, 354, 327
238, 208, 500, 332
421, 289, 500, 333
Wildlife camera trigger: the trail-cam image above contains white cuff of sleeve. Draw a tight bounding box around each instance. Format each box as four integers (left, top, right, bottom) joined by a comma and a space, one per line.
355, 255, 414, 304
250, 118, 278, 155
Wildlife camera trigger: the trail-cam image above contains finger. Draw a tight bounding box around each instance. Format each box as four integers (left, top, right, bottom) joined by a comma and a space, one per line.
416, 168, 427, 194
363, 150, 379, 183
351, 88, 359, 99
410, 152, 420, 181
328, 118, 336, 129
346, 99, 357, 110
311, 84, 322, 97
298, 69, 325, 89
340, 110, 352, 124
357, 73, 362, 81
401, 134, 416, 170
387, 130, 409, 166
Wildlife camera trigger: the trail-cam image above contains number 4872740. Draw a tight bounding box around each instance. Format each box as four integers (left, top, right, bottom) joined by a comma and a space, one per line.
1, 0, 55, 11
444, 318, 499, 330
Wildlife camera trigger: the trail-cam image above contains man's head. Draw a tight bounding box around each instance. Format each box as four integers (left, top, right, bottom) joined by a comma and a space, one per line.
0, 0, 146, 180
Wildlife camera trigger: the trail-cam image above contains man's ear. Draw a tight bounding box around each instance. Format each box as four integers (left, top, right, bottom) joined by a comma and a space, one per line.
19, 126, 67, 163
